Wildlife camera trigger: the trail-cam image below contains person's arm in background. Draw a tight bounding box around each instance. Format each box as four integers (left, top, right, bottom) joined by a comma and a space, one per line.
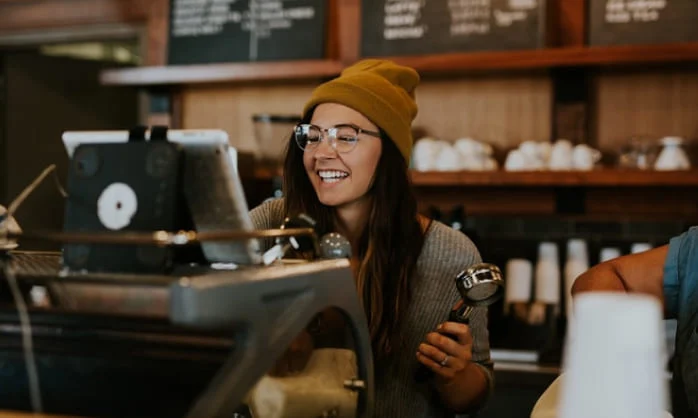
573, 226, 698, 320
571, 245, 668, 302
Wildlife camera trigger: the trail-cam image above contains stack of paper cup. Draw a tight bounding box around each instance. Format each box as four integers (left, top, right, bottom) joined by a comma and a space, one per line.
535, 242, 561, 305
631, 242, 653, 254
560, 293, 669, 418
599, 247, 622, 263
504, 258, 533, 315
564, 239, 589, 319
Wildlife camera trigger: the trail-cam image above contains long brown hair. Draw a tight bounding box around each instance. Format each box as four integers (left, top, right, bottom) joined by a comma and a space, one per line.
283, 113, 426, 360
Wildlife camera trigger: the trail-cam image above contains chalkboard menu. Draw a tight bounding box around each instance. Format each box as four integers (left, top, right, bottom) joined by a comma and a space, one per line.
168, 0, 327, 65
589, 0, 698, 46
361, 0, 547, 57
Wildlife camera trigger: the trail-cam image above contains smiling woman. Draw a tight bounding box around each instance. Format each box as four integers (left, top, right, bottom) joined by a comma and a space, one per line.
300, 104, 383, 208
249, 59, 494, 417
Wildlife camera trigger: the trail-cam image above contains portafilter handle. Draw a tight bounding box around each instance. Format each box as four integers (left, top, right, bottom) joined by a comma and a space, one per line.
455, 262, 504, 307
448, 305, 475, 324
415, 262, 504, 383
448, 263, 504, 324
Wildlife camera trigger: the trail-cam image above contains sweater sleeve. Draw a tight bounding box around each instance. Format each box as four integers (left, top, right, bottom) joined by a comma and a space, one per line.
445, 231, 495, 417
419, 223, 494, 413
445, 230, 494, 381
249, 198, 286, 251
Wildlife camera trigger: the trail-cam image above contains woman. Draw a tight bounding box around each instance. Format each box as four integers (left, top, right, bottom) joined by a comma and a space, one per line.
250, 59, 493, 417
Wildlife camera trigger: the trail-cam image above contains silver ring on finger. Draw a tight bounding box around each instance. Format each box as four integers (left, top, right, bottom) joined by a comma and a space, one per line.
439, 354, 449, 367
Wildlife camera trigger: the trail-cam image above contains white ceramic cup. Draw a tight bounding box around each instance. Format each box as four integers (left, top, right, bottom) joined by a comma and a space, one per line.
520, 141, 545, 169
538, 141, 552, 164
505, 149, 528, 171
549, 140, 574, 170
572, 144, 602, 171
412, 138, 441, 171
454, 137, 492, 157
434, 145, 460, 171
559, 293, 668, 418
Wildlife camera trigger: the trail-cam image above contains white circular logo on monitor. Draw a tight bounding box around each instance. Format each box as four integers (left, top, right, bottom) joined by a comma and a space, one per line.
97, 183, 138, 230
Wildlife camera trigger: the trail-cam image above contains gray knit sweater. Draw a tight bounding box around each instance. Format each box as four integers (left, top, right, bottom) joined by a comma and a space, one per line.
249, 198, 494, 418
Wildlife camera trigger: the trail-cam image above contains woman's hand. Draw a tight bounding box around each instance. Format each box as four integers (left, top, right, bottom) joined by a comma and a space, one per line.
415, 301, 490, 412
415, 319, 473, 383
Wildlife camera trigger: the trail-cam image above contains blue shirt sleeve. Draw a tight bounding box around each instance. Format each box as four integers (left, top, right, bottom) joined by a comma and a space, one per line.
663, 226, 698, 318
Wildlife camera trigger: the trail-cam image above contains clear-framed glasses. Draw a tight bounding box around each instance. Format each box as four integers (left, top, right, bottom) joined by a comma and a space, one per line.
294, 123, 381, 154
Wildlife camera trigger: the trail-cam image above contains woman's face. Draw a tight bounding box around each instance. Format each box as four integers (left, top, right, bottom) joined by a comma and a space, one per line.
303, 103, 383, 208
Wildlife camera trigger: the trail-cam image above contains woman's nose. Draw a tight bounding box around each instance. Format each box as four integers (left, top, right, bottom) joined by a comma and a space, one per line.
314, 136, 337, 158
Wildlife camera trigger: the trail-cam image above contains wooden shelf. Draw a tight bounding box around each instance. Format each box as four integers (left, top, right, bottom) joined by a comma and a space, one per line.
100, 59, 344, 86
386, 42, 698, 74
409, 169, 698, 187
101, 42, 698, 86
251, 167, 698, 187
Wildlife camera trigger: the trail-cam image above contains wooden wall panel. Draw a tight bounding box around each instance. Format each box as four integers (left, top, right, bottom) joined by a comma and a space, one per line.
181, 74, 553, 162
593, 66, 698, 157
413, 74, 553, 158
181, 82, 318, 158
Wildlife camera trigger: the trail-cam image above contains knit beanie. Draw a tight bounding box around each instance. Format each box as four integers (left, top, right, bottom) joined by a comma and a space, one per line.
302, 59, 420, 163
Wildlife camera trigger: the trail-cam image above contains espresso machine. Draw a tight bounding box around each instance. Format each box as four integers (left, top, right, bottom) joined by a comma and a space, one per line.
0, 128, 374, 418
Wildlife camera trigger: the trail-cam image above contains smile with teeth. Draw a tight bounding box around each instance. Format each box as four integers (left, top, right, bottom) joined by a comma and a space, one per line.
317, 170, 349, 183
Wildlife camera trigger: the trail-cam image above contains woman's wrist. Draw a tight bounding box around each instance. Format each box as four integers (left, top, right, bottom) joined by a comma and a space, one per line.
434, 360, 490, 412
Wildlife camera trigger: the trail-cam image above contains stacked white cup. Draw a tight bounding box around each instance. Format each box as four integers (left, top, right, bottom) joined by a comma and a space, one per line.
564, 239, 589, 319
504, 258, 533, 319
599, 247, 622, 263
533, 242, 561, 323
631, 242, 653, 254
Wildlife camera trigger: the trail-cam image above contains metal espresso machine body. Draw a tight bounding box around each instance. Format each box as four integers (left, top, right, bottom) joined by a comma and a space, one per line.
0, 129, 374, 418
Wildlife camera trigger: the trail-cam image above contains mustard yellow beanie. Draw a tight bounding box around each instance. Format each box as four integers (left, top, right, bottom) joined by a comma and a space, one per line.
303, 59, 420, 163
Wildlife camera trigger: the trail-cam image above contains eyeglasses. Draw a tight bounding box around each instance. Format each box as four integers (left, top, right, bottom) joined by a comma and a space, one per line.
294, 123, 381, 154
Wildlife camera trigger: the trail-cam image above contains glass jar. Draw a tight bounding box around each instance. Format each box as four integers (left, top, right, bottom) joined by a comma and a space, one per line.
617, 135, 657, 170
252, 114, 301, 169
